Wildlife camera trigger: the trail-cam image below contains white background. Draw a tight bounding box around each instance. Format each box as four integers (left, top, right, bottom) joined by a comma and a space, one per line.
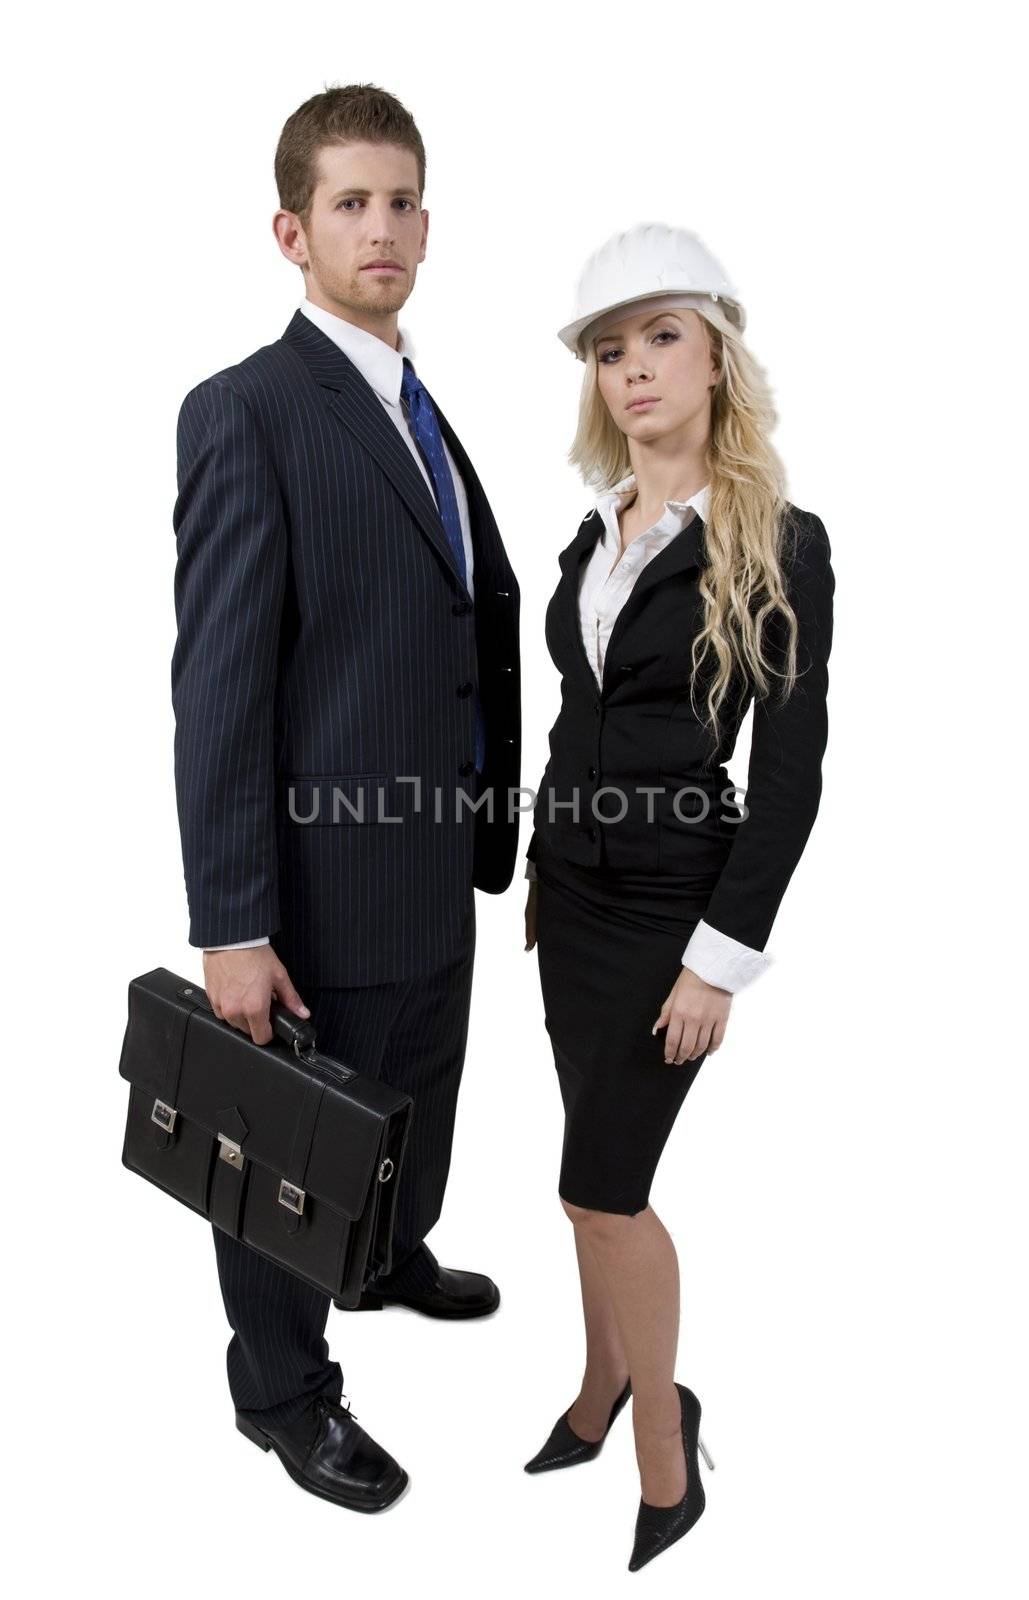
6, 2, 1027, 1595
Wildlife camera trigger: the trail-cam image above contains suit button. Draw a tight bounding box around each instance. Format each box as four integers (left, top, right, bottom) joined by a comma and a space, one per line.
619, 663, 635, 676
457, 682, 474, 698
587, 827, 598, 843
452, 601, 473, 616
459, 761, 475, 777
594, 701, 602, 717
588, 766, 597, 780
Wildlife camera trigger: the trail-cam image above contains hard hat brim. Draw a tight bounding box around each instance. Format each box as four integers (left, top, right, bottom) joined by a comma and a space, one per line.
558, 290, 746, 360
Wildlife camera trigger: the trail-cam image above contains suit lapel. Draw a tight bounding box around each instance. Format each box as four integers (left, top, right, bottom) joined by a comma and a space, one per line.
558, 509, 605, 581
280, 310, 471, 598
431, 393, 505, 591
558, 511, 606, 692
602, 509, 708, 675
557, 505, 709, 692
620, 508, 708, 600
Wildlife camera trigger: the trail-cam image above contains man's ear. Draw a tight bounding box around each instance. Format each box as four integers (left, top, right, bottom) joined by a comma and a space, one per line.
272, 208, 308, 269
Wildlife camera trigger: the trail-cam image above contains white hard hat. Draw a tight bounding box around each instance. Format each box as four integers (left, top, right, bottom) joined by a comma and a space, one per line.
558, 222, 746, 360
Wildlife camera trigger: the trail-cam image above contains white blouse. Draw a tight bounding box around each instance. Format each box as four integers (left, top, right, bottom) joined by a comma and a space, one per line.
527, 473, 772, 995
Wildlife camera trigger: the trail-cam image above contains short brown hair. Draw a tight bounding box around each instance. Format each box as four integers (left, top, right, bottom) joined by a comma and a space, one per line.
275, 83, 426, 227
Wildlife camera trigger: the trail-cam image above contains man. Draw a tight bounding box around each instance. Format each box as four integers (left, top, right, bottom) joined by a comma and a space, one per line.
171, 84, 521, 1511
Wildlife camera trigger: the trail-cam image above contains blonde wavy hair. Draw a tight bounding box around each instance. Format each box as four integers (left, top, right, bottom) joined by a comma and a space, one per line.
569, 311, 801, 755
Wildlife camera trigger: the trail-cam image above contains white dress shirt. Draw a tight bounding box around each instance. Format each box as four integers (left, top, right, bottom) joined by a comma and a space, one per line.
525, 472, 772, 995
207, 300, 475, 953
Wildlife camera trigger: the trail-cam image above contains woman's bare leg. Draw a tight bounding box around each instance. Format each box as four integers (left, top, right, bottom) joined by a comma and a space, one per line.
564, 1221, 631, 1441
562, 1199, 687, 1505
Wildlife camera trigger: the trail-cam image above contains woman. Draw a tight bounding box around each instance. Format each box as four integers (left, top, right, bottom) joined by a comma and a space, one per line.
521, 223, 835, 1572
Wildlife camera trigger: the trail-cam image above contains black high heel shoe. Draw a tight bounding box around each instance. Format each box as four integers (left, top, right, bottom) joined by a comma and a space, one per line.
524, 1377, 632, 1473
628, 1383, 714, 1572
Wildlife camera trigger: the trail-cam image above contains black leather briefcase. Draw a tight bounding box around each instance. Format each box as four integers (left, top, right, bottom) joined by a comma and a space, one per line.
118, 967, 413, 1306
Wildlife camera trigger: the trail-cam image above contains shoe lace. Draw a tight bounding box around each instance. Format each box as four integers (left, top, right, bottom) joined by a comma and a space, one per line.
317, 1390, 358, 1423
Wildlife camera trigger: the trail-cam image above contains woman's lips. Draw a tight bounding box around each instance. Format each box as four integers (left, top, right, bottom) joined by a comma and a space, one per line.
627, 397, 660, 411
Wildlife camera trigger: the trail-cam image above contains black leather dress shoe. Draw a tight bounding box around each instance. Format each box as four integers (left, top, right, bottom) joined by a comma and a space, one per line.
236, 1392, 408, 1512
628, 1383, 707, 1572
524, 1378, 631, 1473
334, 1264, 500, 1319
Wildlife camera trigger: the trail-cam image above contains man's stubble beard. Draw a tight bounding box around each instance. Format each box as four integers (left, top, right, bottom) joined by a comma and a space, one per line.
309, 247, 411, 321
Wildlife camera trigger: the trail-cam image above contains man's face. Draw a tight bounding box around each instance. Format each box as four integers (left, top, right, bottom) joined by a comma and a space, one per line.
282, 141, 427, 326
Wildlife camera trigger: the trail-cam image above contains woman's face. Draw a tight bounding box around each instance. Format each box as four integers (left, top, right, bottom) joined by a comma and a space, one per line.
593, 307, 718, 445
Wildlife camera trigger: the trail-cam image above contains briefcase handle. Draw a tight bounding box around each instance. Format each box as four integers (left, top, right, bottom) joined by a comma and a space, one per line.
176, 983, 317, 1057
270, 1003, 318, 1057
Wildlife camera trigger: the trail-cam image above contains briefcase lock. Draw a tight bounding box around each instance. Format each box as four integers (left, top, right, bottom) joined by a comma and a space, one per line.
151, 1099, 177, 1134
278, 1179, 306, 1215
378, 1159, 394, 1183
218, 1134, 245, 1169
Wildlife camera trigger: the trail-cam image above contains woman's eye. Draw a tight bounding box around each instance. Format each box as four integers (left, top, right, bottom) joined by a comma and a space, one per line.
599, 329, 679, 363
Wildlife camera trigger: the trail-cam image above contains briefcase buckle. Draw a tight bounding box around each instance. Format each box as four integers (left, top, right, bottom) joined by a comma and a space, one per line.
278, 1179, 306, 1215
151, 1099, 177, 1133
218, 1134, 244, 1169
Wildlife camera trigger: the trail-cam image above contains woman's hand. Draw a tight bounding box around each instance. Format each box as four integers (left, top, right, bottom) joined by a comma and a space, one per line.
652, 966, 731, 1063
524, 880, 539, 950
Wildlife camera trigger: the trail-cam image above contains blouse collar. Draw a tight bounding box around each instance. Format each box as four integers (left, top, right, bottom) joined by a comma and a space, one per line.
593, 475, 710, 551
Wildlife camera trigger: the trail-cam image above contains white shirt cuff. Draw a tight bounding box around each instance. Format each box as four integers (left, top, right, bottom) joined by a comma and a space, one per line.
204, 936, 271, 951
681, 919, 772, 993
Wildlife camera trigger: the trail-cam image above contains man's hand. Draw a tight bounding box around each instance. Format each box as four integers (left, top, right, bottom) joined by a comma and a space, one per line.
524, 881, 538, 950
652, 966, 732, 1064
202, 946, 309, 1046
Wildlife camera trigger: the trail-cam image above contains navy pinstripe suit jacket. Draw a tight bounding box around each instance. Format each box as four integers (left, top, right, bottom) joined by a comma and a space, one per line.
171, 309, 521, 987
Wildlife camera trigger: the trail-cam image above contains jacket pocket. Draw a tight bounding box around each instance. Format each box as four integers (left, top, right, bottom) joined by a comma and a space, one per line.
655, 780, 737, 874
277, 774, 390, 827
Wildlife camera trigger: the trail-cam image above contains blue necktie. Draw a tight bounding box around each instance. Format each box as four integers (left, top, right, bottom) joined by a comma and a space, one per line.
400, 357, 486, 774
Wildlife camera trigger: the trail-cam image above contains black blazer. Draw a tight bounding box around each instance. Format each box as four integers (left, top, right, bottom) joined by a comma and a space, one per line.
527, 503, 834, 952
171, 309, 521, 987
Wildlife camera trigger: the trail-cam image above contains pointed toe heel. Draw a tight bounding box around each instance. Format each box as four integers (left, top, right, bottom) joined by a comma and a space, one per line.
628, 1383, 709, 1573
524, 1378, 631, 1474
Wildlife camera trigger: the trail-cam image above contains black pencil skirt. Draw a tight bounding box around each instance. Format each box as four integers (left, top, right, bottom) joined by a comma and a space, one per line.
534, 838, 724, 1216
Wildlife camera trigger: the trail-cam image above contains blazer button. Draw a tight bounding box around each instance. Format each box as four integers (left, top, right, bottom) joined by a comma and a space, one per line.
587, 826, 598, 843
452, 601, 473, 616
459, 761, 475, 777
457, 682, 474, 698
594, 701, 602, 717
588, 766, 597, 780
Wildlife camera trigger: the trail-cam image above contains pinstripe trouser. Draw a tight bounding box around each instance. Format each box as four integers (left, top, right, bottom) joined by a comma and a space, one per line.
211, 901, 476, 1423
